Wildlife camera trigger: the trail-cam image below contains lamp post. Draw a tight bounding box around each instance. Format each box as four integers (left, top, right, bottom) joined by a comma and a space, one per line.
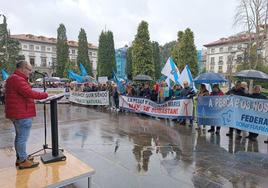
227, 50, 236, 90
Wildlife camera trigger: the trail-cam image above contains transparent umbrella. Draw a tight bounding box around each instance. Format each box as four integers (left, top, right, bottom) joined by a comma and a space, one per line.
133, 74, 153, 81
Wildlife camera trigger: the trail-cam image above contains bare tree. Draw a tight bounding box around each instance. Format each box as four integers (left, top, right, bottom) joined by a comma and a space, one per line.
234, 0, 268, 69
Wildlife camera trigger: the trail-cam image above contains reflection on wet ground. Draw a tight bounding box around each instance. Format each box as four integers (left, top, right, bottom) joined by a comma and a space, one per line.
1, 104, 268, 188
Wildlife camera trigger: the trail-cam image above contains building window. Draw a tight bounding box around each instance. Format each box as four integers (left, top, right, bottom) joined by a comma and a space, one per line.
219, 56, 223, 65
23, 45, 27, 49
29, 56, 35, 66
237, 44, 242, 50
29, 45, 34, 50
210, 57, 215, 65
228, 46, 233, 52
210, 65, 215, 72
88, 51, 92, 56
218, 66, 223, 73
47, 47, 51, 51
219, 47, 223, 53
52, 47, 56, 52
72, 49, 75, 54
41, 46, 46, 52
71, 58, 76, 64
211, 48, 215, 54
41, 57, 47, 67
35, 46, 39, 50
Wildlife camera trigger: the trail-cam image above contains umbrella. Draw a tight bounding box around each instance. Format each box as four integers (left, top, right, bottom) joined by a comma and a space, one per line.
133, 74, 153, 81
194, 72, 227, 84
60, 78, 69, 82
235, 69, 268, 80
83, 76, 98, 84
36, 77, 60, 82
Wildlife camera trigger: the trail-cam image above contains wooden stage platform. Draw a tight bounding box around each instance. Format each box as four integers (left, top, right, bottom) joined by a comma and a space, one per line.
0, 151, 95, 188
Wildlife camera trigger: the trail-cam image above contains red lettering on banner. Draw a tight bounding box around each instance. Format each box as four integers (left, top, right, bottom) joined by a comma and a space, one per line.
151, 108, 178, 115
129, 103, 141, 111
143, 106, 150, 112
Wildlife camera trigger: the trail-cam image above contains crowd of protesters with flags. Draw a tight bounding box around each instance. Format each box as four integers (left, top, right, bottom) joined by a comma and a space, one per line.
1, 58, 268, 143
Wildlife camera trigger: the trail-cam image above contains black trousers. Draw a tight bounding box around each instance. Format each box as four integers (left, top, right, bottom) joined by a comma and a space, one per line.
248, 132, 258, 138
210, 126, 221, 131
229, 128, 241, 135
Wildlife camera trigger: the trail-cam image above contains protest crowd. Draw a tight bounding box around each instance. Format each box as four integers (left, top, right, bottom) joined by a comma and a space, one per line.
1, 60, 268, 144
11, 76, 265, 143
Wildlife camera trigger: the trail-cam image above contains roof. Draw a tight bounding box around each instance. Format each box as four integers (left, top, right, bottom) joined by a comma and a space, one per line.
10, 34, 98, 50
203, 32, 256, 47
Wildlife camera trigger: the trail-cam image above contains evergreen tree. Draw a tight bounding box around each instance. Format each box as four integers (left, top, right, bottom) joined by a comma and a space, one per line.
160, 41, 176, 67
132, 21, 154, 78
0, 15, 23, 74
97, 30, 116, 79
63, 59, 76, 78
77, 28, 92, 76
172, 28, 198, 77
126, 46, 133, 79
56, 24, 69, 78
152, 41, 161, 79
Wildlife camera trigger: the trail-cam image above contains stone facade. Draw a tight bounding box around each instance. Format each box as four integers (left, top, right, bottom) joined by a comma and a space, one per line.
204, 32, 265, 75
11, 34, 98, 77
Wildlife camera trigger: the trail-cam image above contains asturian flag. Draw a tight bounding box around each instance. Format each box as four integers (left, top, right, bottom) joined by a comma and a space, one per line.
79, 63, 88, 77
68, 70, 83, 83
161, 57, 180, 83
1, 69, 9, 80
178, 65, 196, 91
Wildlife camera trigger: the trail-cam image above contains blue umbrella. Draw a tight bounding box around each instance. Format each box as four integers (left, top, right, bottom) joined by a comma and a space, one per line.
194, 72, 227, 84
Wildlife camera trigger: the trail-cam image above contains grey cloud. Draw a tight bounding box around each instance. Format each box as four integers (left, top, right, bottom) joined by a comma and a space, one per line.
1, 0, 238, 49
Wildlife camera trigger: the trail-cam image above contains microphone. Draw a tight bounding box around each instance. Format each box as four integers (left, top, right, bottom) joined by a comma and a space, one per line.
34, 71, 46, 77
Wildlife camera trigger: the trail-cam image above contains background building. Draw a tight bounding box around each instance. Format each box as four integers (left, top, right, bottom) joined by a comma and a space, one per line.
115, 46, 127, 79
197, 49, 207, 73
11, 34, 98, 77
203, 33, 254, 75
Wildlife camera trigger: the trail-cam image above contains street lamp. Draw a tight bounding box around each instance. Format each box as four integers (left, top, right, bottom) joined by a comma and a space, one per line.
227, 50, 236, 90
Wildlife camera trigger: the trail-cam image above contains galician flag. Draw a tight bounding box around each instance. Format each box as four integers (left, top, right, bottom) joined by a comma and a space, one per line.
161, 57, 180, 83
178, 65, 196, 91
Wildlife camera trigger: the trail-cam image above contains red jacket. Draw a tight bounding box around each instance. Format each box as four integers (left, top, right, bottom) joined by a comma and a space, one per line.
5, 70, 48, 119
210, 91, 224, 96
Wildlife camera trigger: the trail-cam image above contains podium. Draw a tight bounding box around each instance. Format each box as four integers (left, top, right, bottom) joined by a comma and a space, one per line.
38, 93, 67, 164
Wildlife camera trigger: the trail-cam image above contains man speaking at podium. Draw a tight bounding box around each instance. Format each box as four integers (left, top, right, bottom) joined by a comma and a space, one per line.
5, 60, 48, 169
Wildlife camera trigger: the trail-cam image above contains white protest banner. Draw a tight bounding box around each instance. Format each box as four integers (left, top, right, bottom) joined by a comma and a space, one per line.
119, 95, 193, 119
98, 76, 108, 84
70, 91, 109, 105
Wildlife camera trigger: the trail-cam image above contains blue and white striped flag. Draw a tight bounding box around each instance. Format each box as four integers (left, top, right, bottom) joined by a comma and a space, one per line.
178, 65, 197, 91
161, 57, 180, 83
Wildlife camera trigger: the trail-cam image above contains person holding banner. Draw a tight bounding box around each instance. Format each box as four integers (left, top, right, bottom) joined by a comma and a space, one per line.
196, 84, 209, 130
225, 81, 246, 139
246, 85, 267, 141
180, 81, 196, 125
207, 84, 224, 135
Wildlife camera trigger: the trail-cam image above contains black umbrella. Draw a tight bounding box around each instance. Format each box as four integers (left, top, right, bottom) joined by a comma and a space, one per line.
133, 74, 153, 81
235, 69, 268, 80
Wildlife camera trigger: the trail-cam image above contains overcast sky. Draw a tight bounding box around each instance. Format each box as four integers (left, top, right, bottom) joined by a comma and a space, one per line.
1, 0, 241, 49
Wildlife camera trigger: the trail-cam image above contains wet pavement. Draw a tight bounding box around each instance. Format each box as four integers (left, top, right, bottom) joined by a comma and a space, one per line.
1, 104, 268, 188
